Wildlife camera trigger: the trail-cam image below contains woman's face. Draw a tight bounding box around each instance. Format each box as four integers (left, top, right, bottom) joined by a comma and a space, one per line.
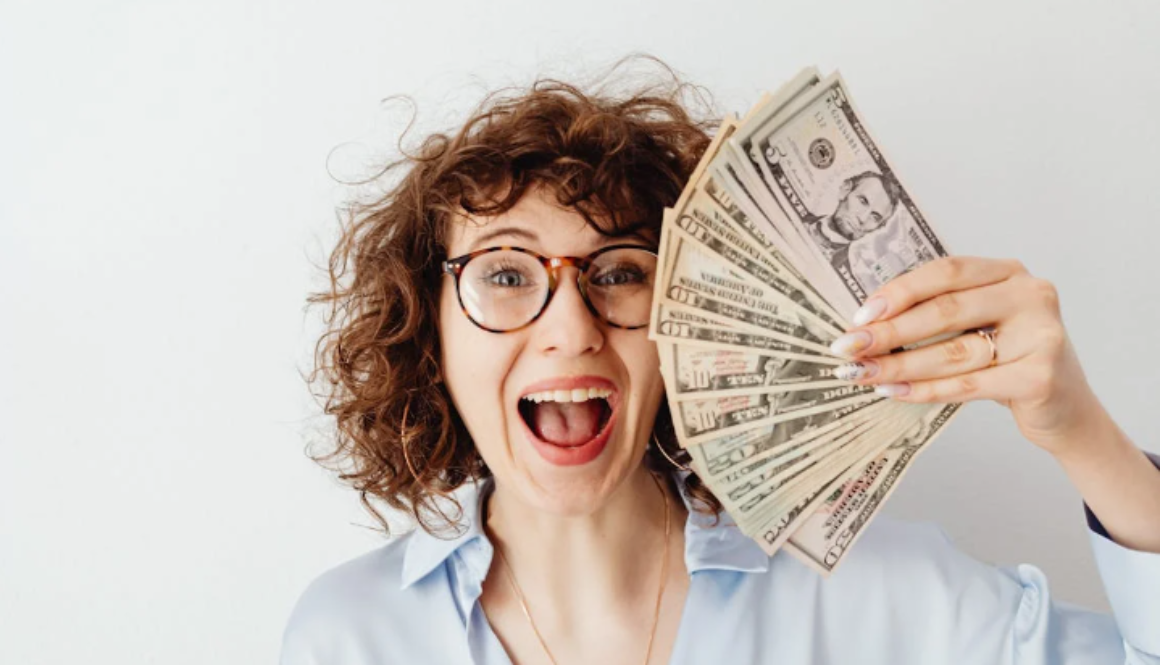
438, 187, 665, 515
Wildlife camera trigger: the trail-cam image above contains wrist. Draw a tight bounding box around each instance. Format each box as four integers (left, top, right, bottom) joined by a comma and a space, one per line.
1049, 412, 1160, 553
1027, 384, 1111, 457
1050, 405, 1133, 474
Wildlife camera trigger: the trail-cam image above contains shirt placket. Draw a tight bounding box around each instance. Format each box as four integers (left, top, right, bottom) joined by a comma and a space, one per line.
450, 536, 514, 665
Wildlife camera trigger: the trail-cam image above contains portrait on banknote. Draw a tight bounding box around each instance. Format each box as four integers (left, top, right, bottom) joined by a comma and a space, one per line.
799, 170, 900, 272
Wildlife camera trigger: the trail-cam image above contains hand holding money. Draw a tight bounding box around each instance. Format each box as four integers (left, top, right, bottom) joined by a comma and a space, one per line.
648, 66, 1122, 574
829, 255, 1102, 461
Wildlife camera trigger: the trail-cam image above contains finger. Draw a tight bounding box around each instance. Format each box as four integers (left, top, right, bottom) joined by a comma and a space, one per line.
850, 256, 1026, 327
831, 279, 1021, 358
867, 360, 1047, 405
834, 331, 991, 383
835, 324, 1034, 384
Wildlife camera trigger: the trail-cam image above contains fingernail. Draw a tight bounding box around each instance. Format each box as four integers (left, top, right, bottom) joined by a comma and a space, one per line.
874, 383, 911, 398
834, 360, 879, 381
830, 330, 873, 358
852, 297, 887, 327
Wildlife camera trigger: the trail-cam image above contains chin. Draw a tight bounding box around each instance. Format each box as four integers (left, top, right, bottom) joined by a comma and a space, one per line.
506, 423, 641, 517
834, 217, 858, 241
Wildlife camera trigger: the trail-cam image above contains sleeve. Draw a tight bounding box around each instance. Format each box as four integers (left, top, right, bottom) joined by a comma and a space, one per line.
1004, 451, 1160, 664
1082, 451, 1160, 660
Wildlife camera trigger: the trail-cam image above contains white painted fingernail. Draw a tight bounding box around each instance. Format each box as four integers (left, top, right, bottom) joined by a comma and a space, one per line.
834, 361, 878, 381
852, 297, 887, 327
830, 330, 873, 358
874, 383, 911, 398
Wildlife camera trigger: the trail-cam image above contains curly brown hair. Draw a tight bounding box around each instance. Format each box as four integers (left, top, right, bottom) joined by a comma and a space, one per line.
306, 57, 726, 536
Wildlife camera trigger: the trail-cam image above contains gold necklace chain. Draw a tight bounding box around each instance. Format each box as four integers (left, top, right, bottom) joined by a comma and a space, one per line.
491, 472, 672, 665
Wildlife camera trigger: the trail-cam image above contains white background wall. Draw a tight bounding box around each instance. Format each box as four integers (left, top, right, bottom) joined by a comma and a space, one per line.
3, 0, 1159, 662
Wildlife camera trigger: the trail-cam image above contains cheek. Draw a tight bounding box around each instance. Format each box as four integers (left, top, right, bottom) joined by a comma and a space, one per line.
438, 280, 465, 367
439, 286, 489, 416
438, 283, 515, 452
615, 334, 665, 410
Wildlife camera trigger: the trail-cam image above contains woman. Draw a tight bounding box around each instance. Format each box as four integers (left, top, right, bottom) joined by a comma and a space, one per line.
282, 65, 1160, 664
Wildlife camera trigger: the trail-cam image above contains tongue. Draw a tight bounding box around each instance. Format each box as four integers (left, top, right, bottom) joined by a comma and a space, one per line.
532, 400, 603, 446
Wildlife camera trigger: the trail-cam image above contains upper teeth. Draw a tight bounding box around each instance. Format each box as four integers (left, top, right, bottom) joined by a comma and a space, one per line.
522, 387, 613, 403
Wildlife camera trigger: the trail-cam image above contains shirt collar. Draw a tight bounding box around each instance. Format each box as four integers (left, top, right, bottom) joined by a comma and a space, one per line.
400, 472, 769, 590
400, 478, 492, 589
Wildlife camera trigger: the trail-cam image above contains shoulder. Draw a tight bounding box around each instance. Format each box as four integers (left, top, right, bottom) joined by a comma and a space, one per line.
835, 515, 1009, 587
776, 515, 1020, 601
763, 516, 1027, 653
678, 516, 1042, 662
279, 533, 432, 664
290, 535, 409, 617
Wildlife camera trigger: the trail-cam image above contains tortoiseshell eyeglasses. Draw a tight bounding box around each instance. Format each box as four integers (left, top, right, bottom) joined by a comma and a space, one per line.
441, 245, 658, 333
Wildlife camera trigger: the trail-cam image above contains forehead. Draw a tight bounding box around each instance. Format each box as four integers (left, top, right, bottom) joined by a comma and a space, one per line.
851, 177, 890, 202
445, 187, 652, 256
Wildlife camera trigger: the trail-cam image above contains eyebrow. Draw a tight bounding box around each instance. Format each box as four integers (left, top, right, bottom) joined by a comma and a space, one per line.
466, 225, 655, 253
468, 226, 540, 252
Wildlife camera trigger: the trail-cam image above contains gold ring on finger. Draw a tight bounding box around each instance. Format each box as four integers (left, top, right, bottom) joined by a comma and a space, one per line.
974, 326, 999, 367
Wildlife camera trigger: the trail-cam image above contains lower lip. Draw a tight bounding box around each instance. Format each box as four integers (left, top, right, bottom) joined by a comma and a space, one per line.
520, 404, 618, 467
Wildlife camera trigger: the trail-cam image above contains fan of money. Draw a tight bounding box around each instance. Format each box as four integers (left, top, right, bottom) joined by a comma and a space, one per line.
649, 67, 962, 576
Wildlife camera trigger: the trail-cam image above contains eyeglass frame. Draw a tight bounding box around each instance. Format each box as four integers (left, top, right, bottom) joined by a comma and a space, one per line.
440, 244, 659, 334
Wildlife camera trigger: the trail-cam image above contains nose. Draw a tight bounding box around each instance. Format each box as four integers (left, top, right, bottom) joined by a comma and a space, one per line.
532, 266, 605, 356
854, 205, 873, 230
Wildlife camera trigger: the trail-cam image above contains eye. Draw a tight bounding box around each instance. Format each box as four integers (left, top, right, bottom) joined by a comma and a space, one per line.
871, 212, 882, 223
858, 195, 869, 205
479, 262, 536, 288
489, 270, 524, 287
590, 263, 648, 287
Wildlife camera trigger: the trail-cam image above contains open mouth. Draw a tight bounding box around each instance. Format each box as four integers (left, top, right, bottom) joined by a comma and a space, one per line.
518, 387, 614, 448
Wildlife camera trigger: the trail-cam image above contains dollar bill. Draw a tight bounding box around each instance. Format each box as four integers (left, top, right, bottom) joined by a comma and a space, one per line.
652, 302, 837, 361
708, 154, 800, 265
699, 173, 846, 327
675, 108, 841, 323
742, 405, 921, 542
782, 404, 962, 574
673, 382, 878, 446
668, 221, 838, 343
664, 122, 842, 333
725, 68, 829, 277
677, 190, 843, 337
706, 400, 904, 495
655, 225, 832, 353
703, 405, 904, 528
664, 343, 845, 400
686, 399, 893, 489
748, 72, 952, 318
727, 412, 909, 536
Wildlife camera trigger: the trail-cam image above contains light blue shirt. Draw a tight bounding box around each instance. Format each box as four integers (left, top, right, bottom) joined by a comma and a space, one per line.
280, 459, 1160, 664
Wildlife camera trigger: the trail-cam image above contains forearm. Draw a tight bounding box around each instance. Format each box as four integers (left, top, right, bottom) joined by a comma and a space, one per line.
1054, 406, 1160, 553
